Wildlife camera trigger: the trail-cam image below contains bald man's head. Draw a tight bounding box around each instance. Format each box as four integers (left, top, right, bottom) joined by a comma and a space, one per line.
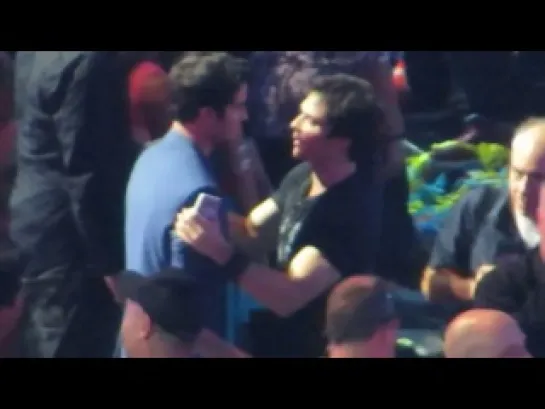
444, 309, 530, 358
509, 118, 545, 223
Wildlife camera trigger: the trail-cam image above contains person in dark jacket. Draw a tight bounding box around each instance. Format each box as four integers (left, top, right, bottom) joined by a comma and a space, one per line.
10, 52, 139, 358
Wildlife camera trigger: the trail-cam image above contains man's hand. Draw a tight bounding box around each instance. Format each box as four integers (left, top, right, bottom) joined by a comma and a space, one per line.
175, 208, 233, 265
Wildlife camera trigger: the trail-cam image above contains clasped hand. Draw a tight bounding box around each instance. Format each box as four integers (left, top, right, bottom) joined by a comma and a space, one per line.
175, 207, 233, 265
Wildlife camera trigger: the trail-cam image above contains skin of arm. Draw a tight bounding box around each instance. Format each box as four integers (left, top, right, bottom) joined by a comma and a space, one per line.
176, 209, 341, 318
420, 192, 480, 302
227, 198, 280, 260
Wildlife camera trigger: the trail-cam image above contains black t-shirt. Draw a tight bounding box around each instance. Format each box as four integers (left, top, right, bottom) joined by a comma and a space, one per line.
474, 248, 545, 357
269, 163, 381, 357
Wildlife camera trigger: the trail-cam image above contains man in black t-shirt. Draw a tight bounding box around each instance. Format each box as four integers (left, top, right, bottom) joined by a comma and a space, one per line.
175, 74, 384, 357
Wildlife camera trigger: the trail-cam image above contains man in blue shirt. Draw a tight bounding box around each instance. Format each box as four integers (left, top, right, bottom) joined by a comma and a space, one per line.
124, 52, 249, 337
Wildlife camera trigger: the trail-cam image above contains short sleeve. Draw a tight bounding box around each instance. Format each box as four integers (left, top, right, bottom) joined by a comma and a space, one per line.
271, 163, 311, 212
474, 257, 528, 315
170, 187, 231, 270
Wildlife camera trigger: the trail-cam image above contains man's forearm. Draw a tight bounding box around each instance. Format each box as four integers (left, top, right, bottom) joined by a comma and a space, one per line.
227, 213, 268, 261
237, 259, 339, 318
237, 263, 310, 317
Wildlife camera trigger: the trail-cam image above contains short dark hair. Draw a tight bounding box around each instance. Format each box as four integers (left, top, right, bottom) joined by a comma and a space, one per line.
309, 73, 384, 163
247, 51, 385, 140
169, 52, 249, 122
326, 275, 397, 344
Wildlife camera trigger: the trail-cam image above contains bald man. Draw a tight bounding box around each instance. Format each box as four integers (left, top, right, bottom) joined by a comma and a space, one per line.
422, 118, 545, 304
444, 309, 530, 358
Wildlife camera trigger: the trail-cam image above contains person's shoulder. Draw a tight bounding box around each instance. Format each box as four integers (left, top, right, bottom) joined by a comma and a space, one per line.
27, 51, 105, 73
34, 51, 91, 73
281, 162, 312, 187
30, 52, 117, 99
272, 163, 311, 206
484, 249, 535, 288
328, 171, 377, 205
131, 132, 213, 186
467, 184, 506, 202
494, 250, 530, 274
454, 184, 506, 215
140, 131, 196, 162
475, 249, 535, 308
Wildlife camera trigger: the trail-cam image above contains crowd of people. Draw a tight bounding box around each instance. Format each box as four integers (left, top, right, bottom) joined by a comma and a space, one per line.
0, 50, 543, 358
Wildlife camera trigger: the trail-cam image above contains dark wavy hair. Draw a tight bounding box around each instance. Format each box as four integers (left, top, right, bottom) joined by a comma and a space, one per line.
169, 52, 249, 122
310, 74, 384, 166
247, 51, 386, 141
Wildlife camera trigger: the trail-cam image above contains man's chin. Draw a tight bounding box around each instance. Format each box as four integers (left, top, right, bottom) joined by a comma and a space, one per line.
292, 147, 304, 160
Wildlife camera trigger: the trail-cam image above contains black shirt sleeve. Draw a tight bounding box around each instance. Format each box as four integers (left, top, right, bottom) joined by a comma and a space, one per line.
428, 187, 490, 275
474, 255, 530, 316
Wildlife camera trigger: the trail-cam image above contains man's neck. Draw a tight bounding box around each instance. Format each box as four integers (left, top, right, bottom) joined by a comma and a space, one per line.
171, 121, 213, 156
309, 159, 356, 197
